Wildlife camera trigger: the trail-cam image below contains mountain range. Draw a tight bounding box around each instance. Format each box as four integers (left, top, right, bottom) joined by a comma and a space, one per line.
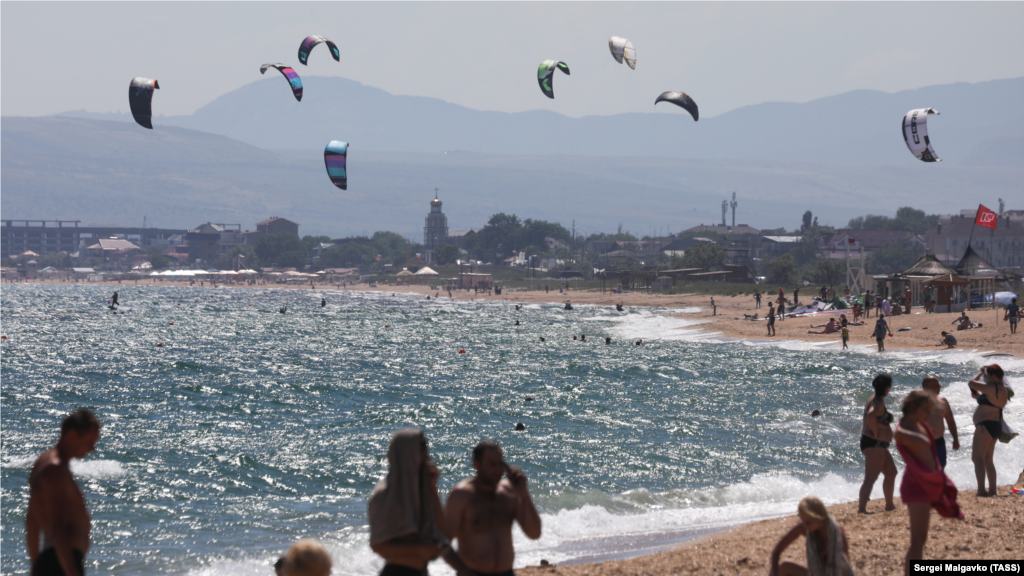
56, 76, 1024, 167
3, 117, 1020, 239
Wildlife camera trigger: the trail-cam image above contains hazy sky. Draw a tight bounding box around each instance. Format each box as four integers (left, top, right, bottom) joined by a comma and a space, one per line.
3, 2, 1023, 120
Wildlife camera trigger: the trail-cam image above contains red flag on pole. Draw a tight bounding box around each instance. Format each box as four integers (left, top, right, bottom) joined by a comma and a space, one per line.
975, 204, 998, 229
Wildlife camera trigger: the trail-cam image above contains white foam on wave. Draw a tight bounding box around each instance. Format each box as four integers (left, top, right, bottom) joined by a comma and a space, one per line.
70, 458, 125, 478
2, 455, 36, 468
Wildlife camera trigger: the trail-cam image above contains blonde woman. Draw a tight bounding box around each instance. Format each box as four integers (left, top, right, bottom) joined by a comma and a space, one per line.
768, 496, 855, 576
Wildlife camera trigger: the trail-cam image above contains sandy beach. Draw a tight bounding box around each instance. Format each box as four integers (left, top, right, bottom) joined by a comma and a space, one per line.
518, 486, 1024, 576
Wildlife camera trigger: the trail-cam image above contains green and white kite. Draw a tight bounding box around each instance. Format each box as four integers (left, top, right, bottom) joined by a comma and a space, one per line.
537, 60, 570, 99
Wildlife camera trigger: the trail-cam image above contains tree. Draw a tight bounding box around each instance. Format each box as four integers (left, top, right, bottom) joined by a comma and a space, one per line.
801, 211, 813, 233
434, 244, 459, 266
868, 239, 922, 275
255, 233, 305, 266
672, 243, 726, 271
767, 254, 799, 285
213, 245, 258, 271
803, 259, 846, 287
319, 242, 376, 268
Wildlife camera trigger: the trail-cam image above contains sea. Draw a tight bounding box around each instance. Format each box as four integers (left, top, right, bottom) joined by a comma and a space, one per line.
2, 283, 1022, 575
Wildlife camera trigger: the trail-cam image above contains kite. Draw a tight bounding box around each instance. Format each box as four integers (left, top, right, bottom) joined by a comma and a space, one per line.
128, 77, 160, 129
608, 37, 636, 69
260, 63, 303, 101
298, 35, 340, 65
655, 91, 699, 121
324, 141, 348, 190
902, 108, 941, 162
537, 60, 570, 99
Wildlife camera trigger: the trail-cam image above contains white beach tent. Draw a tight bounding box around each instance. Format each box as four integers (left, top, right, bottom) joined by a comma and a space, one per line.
414, 266, 439, 276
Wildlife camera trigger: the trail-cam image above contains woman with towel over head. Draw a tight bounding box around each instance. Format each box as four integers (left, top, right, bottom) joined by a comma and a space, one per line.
369, 429, 469, 576
968, 364, 1013, 497
768, 496, 855, 576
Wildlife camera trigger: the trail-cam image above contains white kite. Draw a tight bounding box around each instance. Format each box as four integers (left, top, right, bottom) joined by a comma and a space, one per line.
608, 36, 636, 70
902, 108, 941, 162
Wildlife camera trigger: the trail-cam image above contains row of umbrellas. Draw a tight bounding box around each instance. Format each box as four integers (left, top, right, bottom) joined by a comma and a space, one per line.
148, 269, 260, 277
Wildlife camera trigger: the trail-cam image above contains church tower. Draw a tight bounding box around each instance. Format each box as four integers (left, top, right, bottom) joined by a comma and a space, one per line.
423, 190, 448, 264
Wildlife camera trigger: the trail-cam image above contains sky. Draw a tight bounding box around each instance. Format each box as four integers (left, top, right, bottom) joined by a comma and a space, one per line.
3, 2, 1024, 120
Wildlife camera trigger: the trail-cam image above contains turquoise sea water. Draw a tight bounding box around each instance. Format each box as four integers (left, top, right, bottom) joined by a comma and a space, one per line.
2, 284, 1021, 575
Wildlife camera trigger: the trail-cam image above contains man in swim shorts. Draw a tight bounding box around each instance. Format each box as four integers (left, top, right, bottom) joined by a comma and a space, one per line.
922, 377, 959, 470
446, 441, 541, 576
1005, 297, 1019, 335
26, 409, 101, 576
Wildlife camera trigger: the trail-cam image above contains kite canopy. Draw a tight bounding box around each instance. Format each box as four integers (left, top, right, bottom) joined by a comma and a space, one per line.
902, 108, 941, 162
537, 60, 570, 99
128, 77, 160, 129
324, 141, 348, 190
655, 91, 699, 121
298, 35, 340, 65
608, 37, 636, 69
260, 63, 303, 101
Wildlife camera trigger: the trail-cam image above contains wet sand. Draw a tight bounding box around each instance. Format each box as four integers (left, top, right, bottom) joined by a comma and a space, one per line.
518, 486, 1024, 576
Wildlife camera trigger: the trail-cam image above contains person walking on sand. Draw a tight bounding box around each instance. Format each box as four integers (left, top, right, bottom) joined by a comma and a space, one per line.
1005, 297, 1019, 335
895, 390, 963, 575
968, 365, 1012, 497
922, 377, 959, 470
446, 441, 541, 576
768, 496, 855, 576
858, 374, 897, 514
26, 409, 102, 576
873, 314, 889, 352
369, 429, 469, 576
841, 323, 849, 350
767, 303, 776, 336
754, 290, 762, 309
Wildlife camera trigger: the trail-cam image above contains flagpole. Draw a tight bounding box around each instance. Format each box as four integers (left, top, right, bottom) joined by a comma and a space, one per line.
966, 203, 981, 249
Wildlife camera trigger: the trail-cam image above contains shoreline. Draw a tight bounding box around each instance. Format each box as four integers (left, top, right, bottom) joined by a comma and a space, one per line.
10, 278, 1021, 358
6, 279, 1024, 573
518, 486, 1024, 576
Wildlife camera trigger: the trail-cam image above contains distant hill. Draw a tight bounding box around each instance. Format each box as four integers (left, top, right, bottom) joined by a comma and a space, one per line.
4, 117, 1021, 238
55, 76, 1024, 167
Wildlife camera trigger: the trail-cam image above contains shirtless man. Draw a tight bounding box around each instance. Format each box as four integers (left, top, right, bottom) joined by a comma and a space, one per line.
922, 376, 959, 470
446, 441, 542, 576
26, 409, 101, 576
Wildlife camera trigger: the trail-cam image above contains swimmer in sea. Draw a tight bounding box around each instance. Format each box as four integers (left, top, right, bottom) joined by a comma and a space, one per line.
605, 337, 611, 345
280, 306, 287, 314
321, 298, 326, 307
514, 320, 520, 326
616, 303, 624, 312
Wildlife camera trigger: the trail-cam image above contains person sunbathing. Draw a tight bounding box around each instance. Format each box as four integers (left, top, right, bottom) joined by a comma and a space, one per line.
808, 319, 839, 334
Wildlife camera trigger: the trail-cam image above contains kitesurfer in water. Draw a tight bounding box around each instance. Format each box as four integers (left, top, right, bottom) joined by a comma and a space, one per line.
110, 291, 119, 309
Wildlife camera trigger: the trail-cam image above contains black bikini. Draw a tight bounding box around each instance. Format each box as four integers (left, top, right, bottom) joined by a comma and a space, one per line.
975, 386, 1004, 440
861, 402, 893, 450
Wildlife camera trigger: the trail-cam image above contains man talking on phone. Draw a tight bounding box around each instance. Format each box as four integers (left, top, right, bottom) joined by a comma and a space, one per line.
446, 440, 542, 576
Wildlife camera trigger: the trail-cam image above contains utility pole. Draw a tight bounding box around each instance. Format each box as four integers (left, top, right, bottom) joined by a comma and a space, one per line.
572, 219, 575, 263
730, 192, 738, 227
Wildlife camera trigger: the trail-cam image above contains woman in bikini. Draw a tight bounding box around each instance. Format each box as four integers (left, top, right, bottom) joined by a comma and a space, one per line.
895, 390, 963, 575
768, 496, 855, 576
858, 374, 897, 514
969, 365, 1011, 496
